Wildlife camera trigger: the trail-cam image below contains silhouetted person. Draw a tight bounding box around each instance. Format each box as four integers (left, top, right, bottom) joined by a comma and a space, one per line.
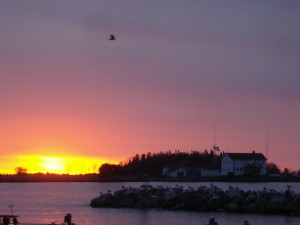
64, 213, 72, 225
209, 218, 218, 225
109, 34, 116, 40
3, 217, 9, 225
13, 217, 18, 225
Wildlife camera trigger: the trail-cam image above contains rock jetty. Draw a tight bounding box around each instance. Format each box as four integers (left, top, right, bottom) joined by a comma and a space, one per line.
90, 184, 300, 215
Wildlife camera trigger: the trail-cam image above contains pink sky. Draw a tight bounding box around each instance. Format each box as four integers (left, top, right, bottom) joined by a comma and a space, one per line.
0, 1, 299, 173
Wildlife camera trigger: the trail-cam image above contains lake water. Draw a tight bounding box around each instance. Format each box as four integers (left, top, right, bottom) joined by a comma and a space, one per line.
0, 182, 299, 225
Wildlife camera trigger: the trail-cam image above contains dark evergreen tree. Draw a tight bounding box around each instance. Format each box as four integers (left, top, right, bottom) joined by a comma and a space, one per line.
267, 162, 281, 174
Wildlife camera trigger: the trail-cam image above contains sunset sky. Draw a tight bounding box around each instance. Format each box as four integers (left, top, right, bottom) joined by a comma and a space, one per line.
0, 1, 299, 174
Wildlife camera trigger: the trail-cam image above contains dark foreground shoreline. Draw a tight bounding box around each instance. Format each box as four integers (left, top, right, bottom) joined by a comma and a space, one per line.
0, 174, 300, 182
91, 184, 300, 216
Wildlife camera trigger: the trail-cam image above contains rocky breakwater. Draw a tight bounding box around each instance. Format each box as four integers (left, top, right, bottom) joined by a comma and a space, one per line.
90, 185, 300, 215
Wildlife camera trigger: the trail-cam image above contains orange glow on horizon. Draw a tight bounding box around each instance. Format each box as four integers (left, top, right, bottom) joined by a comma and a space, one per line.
40, 157, 66, 174
0, 154, 119, 175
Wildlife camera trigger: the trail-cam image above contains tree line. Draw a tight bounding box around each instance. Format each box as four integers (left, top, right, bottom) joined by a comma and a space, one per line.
99, 149, 221, 177
98, 149, 285, 177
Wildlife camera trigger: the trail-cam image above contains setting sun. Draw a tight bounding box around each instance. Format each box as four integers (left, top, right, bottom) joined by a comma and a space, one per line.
40, 157, 66, 174
0, 154, 117, 175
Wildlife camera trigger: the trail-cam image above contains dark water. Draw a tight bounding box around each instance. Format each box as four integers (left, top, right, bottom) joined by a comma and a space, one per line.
0, 182, 299, 225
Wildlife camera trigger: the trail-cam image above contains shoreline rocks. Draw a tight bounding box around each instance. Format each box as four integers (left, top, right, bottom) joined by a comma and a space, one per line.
90, 185, 300, 215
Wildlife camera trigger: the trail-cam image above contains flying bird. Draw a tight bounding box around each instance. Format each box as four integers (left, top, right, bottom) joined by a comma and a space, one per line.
109, 34, 116, 41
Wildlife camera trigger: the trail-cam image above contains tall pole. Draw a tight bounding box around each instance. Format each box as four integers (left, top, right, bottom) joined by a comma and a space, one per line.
9, 205, 14, 216
266, 129, 269, 160
214, 125, 216, 148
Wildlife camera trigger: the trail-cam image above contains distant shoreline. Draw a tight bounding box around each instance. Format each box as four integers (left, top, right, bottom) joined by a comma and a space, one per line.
0, 174, 299, 182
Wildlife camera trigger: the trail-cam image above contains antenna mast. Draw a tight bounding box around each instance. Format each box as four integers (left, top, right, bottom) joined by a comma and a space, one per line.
214, 125, 216, 147
266, 129, 269, 160
212, 125, 219, 153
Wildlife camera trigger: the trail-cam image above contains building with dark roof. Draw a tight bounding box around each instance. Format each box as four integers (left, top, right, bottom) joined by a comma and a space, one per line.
162, 160, 219, 178
221, 151, 267, 176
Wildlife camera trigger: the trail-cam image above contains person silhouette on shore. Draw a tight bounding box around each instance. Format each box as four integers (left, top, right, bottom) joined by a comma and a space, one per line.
109, 34, 116, 40
209, 218, 218, 225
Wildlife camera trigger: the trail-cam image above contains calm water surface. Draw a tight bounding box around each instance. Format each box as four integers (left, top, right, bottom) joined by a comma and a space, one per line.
0, 182, 299, 225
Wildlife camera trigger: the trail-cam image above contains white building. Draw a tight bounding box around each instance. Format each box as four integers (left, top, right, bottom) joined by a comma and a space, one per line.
163, 166, 220, 178
221, 151, 267, 176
